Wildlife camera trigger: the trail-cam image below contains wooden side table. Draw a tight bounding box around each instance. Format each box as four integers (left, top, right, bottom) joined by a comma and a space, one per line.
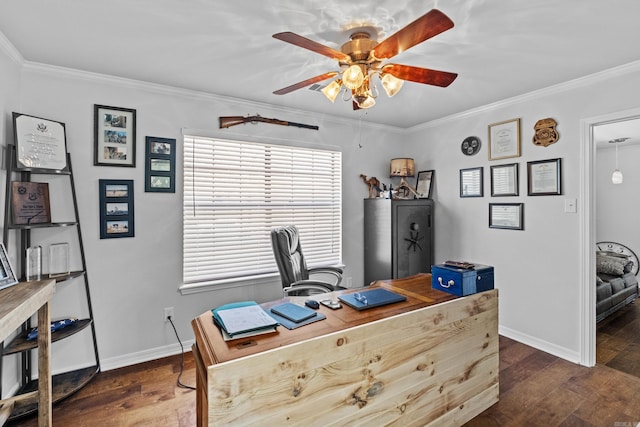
0, 280, 55, 426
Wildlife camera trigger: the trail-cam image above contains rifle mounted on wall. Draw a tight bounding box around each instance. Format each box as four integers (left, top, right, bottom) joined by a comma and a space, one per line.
219, 115, 319, 131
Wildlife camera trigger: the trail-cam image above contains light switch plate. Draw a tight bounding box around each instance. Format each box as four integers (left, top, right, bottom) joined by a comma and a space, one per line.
564, 198, 577, 213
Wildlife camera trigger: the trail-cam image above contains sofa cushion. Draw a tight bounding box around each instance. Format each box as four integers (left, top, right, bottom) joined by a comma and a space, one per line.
622, 273, 638, 289
596, 282, 612, 301
596, 253, 632, 276
610, 277, 625, 294
596, 298, 612, 315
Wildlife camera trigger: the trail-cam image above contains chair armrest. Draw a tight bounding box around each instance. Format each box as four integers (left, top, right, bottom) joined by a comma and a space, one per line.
283, 279, 336, 296
308, 266, 343, 287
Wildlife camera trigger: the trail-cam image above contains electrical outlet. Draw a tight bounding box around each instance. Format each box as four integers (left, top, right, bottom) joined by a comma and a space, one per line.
164, 307, 174, 322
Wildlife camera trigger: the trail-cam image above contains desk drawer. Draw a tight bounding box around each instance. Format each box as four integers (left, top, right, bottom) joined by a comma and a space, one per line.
431, 264, 494, 296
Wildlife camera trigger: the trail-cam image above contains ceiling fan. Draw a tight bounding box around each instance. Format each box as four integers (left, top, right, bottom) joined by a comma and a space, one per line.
272, 8, 458, 110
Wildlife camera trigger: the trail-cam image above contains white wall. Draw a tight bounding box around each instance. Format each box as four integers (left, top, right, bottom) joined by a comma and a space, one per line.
596, 143, 640, 256
4, 33, 640, 376
12, 63, 405, 372
407, 62, 640, 361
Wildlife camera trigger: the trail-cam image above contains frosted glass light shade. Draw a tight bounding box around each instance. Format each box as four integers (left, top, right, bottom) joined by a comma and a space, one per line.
321, 79, 342, 102
611, 169, 623, 184
381, 73, 404, 97
342, 65, 364, 89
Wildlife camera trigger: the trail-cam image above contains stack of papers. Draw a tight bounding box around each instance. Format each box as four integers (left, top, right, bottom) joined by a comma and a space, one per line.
212, 301, 279, 341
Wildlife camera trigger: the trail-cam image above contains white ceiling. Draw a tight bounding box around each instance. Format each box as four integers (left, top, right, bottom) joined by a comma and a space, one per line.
1, 0, 640, 129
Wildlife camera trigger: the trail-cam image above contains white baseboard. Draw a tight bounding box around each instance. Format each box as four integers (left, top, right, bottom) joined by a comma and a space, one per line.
100, 338, 195, 372
499, 325, 581, 365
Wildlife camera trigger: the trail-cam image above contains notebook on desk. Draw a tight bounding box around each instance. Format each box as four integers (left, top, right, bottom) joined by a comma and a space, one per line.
338, 288, 407, 311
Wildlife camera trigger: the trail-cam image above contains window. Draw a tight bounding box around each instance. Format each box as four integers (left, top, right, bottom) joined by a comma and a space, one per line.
183, 135, 342, 290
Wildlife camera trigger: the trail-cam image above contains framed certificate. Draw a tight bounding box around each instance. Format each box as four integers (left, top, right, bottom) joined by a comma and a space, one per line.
415, 170, 434, 199
11, 181, 51, 225
460, 167, 483, 198
490, 163, 519, 197
0, 243, 19, 291
489, 203, 524, 230
527, 158, 561, 196
488, 118, 520, 160
13, 112, 67, 170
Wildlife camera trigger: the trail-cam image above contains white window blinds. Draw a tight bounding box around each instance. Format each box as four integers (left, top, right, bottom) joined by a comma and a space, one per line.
183, 136, 342, 286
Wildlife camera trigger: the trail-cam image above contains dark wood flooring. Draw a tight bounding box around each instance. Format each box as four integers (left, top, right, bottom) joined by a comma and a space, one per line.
596, 300, 640, 378
6, 308, 640, 426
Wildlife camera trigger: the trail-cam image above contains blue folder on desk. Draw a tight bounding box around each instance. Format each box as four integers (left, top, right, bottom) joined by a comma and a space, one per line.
338, 288, 407, 311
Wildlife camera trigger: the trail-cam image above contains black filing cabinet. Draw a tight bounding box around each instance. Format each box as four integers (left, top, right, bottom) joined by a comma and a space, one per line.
364, 198, 434, 285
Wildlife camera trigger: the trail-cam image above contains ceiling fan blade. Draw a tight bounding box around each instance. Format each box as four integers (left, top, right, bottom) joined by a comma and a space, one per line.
273, 32, 351, 62
273, 72, 339, 95
382, 64, 457, 87
372, 9, 454, 60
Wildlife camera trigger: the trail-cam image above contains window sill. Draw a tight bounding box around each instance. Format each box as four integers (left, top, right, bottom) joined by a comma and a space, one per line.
179, 272, 281, 295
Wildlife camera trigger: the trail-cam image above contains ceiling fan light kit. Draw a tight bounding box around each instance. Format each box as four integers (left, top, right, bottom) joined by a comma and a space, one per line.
273, 8, 458, 110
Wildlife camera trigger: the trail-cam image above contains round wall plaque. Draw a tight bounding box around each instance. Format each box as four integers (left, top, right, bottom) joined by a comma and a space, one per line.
461, 136, 481, 156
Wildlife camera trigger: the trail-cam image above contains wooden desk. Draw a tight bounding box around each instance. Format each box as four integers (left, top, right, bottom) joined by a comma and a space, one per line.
192, 273, 498, 426
0, 280, 55, 426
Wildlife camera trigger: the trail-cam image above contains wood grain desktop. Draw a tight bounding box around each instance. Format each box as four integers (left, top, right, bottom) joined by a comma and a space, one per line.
191, 273, 499, 426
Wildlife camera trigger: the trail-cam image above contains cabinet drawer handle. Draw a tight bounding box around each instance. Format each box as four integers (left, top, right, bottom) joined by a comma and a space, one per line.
438, 277, 454, 288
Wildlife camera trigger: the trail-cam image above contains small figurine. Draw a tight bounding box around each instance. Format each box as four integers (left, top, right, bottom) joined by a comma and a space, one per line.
360, 174, 382, 199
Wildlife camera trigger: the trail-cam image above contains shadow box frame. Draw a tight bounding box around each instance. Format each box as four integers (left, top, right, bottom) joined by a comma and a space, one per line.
144, 136, 176, 193
99, 179, 135, 239
94, 104, 137, 167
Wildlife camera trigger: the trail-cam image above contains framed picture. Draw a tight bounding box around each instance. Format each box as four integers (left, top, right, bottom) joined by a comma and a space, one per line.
415, 170, 434, 199
460, 167, 483, 197
11, 181, 51, 225
145, 136, 176, 193
488, 118, 520, 160
99, 179, 134, 239
0, 242, 19, 291
13, 112, 68, 170
490, 163, 519, 197
489, 203, 524, 230
94, 105, 136, 167
527, 158, 562, 196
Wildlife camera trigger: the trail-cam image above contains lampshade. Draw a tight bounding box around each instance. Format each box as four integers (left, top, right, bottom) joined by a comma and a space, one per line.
390, 158, 415, 177
342, 65, 365, 90
321, 79, 342, 102
381, 73, 404, 97
356, 94, 376, 109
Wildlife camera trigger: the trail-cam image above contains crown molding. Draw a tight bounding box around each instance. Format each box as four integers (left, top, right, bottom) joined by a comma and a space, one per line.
0, 31, 24, 65
410, 60, 640, 133
22, 61, 404, 135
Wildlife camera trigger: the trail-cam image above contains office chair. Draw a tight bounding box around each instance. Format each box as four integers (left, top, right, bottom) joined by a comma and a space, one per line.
270, 225, 344, 296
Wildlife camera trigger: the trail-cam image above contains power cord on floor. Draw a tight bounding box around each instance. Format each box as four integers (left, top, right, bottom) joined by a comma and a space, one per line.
167, 316, 196, 390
